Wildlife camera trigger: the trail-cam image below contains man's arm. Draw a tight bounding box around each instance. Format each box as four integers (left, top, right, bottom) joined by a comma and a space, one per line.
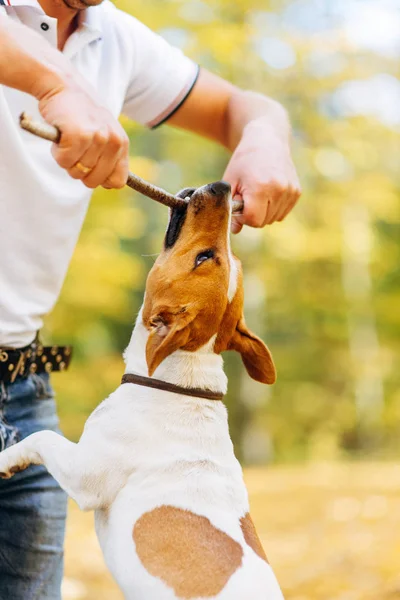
167, 70, 301, 231
0, 15, 128, 189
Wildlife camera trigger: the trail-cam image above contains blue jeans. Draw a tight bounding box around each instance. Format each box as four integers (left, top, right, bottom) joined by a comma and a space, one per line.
0, 374, 67, 600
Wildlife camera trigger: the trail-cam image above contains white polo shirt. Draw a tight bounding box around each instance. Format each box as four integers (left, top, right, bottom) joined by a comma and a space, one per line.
0, 0, 198, 348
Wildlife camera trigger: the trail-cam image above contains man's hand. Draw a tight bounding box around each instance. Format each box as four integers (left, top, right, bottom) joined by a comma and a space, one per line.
167, 71, 301, 231
39, 85, 129, 189
224, 117, 301, 234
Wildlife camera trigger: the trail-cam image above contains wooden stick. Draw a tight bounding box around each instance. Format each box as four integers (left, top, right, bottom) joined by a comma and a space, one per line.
19, 113, 185, 210
19, 113, 244, 213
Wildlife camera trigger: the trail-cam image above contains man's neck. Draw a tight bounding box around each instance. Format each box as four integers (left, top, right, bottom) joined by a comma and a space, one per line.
38, 0, 79, 50
123, 316, 228, 396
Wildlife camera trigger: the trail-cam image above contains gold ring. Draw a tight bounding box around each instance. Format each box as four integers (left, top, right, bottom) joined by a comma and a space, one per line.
74, 161, 92, 174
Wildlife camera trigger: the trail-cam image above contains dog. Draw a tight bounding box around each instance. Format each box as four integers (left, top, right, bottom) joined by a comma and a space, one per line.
0, 181, 284, 600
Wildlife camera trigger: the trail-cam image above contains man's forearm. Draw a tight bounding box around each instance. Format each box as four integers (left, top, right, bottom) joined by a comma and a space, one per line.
0, 14, 129, 189
167, 70, 290, 152
0, 14, 81, 100
224, 90, 291, 152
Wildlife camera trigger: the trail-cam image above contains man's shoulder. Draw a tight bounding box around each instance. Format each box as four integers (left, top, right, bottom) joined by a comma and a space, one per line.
96, 1, 152, 42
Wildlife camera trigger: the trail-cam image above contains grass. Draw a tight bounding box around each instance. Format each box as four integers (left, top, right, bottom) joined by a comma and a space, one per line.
63, 462, 400, 600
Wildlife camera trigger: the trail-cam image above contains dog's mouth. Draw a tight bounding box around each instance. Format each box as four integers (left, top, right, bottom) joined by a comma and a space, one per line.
164, 182, 231, 250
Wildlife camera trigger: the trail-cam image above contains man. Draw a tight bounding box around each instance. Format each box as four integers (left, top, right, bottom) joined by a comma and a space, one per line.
0, 0, 301, 597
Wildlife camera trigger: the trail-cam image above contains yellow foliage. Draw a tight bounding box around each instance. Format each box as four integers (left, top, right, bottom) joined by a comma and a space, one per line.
43, 0, 400, 462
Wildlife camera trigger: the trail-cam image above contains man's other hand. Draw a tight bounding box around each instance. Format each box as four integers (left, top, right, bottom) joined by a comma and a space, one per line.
225, 118, 301, 234
167, 71, 301, 233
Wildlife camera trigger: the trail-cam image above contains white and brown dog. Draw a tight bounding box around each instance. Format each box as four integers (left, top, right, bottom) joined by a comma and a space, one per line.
0, 182, 284, 600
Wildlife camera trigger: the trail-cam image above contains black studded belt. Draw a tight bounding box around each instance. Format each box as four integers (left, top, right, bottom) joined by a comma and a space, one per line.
0, 338, 73, 384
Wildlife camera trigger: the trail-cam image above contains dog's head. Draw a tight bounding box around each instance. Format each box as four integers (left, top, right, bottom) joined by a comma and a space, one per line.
142, 181, 276, 384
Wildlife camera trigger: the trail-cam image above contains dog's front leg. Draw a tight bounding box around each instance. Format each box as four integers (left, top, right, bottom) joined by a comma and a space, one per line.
0, 431, 103, 510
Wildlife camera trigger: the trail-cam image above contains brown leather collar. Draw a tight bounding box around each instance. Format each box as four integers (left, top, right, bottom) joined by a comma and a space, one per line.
121, 373, 224, 401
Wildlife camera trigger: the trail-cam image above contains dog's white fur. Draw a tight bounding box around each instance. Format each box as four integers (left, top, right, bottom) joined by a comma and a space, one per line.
0, 317, 284, 599
0, 197, 284, 599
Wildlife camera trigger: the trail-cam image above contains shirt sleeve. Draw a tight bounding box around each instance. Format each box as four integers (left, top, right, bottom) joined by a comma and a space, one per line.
119, 12, 199, 128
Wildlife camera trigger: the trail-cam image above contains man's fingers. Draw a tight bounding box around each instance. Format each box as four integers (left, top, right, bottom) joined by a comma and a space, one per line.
262, 180, 295, 225
264, 200, 277, 225
228, 180, 300, 230
265, 191, 289, 224
262, 182, 301, 224
63, 134, 108, 181
80, 143, 121, 189
65, 132, 129, 188
240, 189, 269, 229
83, 131, 129, 189
234, 183, 299, 229
231, 216, 244, 234
103, 149, 130, 190
51, 130, 93, 170
230, 192, 243, 234
67, 127, 110, 174
276, 187, 301, 222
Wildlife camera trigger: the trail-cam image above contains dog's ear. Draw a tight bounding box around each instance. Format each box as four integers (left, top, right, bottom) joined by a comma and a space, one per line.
145, 306, 195, 376
228, 317, 276, 384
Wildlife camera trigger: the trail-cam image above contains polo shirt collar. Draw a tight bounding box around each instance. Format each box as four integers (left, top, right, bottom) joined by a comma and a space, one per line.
77, 4, 102, 41
2, 0, 102, 41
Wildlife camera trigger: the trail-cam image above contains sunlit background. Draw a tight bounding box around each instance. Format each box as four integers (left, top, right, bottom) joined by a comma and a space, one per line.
42, 0, 400, 597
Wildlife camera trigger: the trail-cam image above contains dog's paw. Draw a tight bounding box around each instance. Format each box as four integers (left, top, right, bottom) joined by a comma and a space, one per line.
0, 448, 27, 479
0, 463, 17, 479
0, 469, 14, 479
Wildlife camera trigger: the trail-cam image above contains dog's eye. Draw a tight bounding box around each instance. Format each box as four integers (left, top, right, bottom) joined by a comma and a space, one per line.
195, 249, 214, 267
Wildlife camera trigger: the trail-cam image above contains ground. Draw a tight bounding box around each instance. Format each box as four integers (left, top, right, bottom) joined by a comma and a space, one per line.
63, 462, 400, 600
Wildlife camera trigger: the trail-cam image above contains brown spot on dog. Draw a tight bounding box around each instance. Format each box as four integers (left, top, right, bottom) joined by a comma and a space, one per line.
133, 505, 243, 598
240, 513, 268, 563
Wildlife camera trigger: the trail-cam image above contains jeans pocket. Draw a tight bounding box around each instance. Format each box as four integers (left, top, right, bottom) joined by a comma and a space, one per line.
0, 420, 19, 451
31, 373, 53, 400
31, 374, 63, 436
0, 383, 20, 451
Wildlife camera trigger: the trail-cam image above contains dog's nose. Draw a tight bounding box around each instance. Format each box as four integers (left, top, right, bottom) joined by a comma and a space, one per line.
208, 181, 231, 197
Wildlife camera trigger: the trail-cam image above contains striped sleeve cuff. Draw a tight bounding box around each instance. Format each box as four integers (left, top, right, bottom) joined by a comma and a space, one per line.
147, 65, 200, 129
